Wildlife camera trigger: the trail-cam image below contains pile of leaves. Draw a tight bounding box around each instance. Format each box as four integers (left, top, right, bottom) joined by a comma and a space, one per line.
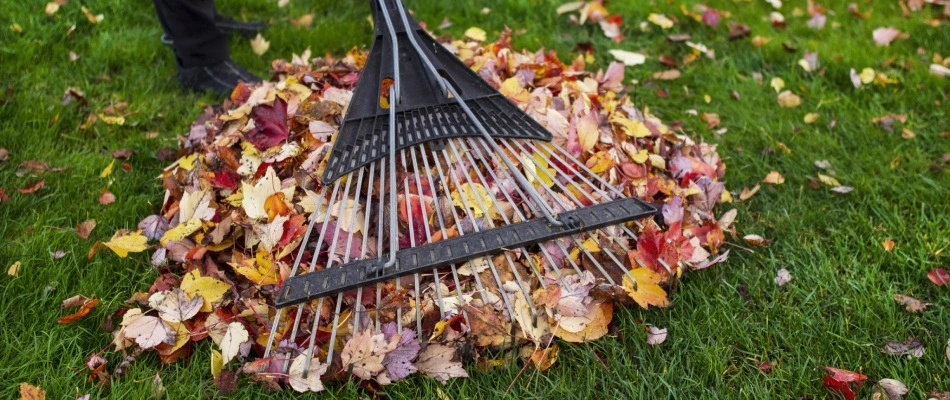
87, 29, 733, 393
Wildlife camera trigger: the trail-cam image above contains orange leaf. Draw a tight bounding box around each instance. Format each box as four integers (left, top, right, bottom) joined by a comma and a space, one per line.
57, 299, 99, 324
18, 179, 45, 194
19, 382, 45, 400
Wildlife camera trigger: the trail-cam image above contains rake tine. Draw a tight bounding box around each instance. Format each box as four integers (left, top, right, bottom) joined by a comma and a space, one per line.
445, 139, 539, 320
419, 145, 472, 328
435, 148, 516, 322
375, 159, 386, 333
409, 146, 447, 317
399, 148, 424, 339
353, 161, 377, 333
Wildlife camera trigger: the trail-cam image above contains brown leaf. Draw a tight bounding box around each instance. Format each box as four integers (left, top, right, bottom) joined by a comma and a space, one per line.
112, 149, 133, 159
76, 219, 97, 239
416, 344, 468, 384
652, 69, 681, 80
62, 295, 91, 309
873, 378, 908, 400
881, 337, 924, 359
776, 90, 801, 108
57, 299, 99, 324
739, 184, 761, 201
529, 345, 559, 371
742, 234, 772, 246
19, 382, 45, 400
727, 22, 751, 40
893, 294, 928, 313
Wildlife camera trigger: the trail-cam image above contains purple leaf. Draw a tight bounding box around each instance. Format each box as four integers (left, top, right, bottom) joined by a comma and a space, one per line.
662, 196, 684, 224
382, 322, 420, 381
138, 215, 170, 241
245, 98, 289, 150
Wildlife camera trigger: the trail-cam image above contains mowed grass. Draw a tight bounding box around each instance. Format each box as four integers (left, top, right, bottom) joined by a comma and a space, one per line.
1, 0, 949, 398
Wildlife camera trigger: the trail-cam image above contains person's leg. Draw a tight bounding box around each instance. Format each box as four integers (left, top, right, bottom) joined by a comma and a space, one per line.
153, 0, 261, 93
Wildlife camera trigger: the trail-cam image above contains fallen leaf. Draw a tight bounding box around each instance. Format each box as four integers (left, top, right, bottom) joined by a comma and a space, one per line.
872, 27, 901, 46
288, 354, 328, 392
125, 315, 174, 349
340, 328, 395, 379
763, 171, 785, 184
823, 366, 868, 400
743, 234, 772, 246
180, 269, 231, 312
648, 13, 674, 29
416, 344, 468, 384
818, 173, 840, 186
76, 219, 97, 239
382, 322, 420, 381
7, 261, 21, 277
881, 337, 924, 359
652, 69, 681, 80
646, 326, 667, 345
464, 27, 486, 41
250, 34, 269, 56
831, 186, 854, 194
774, 268, 791, 286
776, 90, 801, 108
150, 373, 165, 398
210, 349, 223, 378
100, 160, 115, 178
529, 345, 559, 371
19, 382, 45, 400
101, 230, 148, 258
873, 378, 908, 400
893, 294, 928, 313
18, 179, 45, 194
220, 322, 249, 363
621, 268, 670, 309
804, 113, 820, 123
50, 250, 66, 259
80, 6, 104, 24
98, 189, 116, 205
607, 49, 646, 66
929, 268, 950, 286
150, 287, 202, 323
770, 77, 785, 92
882, 238, 895, 252
739, 184, 761, 201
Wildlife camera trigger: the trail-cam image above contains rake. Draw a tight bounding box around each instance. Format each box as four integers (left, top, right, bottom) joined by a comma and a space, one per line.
262, 0, 662, 377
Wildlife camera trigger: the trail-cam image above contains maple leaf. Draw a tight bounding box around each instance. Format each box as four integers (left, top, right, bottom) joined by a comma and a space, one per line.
381, 322, 420, 381
288, 354, 328, 392
554, 301, 613, 343
621, 268, 670, 309
76, 219, 97, 240
125, 315, 175, 349
219, 322, 249, 364
245, 98, 288, 150
137, 215, 169, 241
249, 34, 269, 55
822, 366, 868, 400
101, 230, 148, 257
528, 345, 559, 371
463, 26, 486, 41
893, 294, 928, 313
416, 344, 468, 384
149, 288, 202, 323
340, 328, 397, 380
180, 269, 231, 312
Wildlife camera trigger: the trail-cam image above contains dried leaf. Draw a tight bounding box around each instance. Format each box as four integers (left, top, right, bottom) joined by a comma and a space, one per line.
873, 378, 908, 400
823, 366, 868, 400
416, 344, 468, 384
149, 288, 202, 323
125, 315, 174, 349
19, 383, 45, 400
76, 219, 97, 239
220, 322, 249, 364
180, 269, 231, 312
340, 329, 396, 379
621, 268, 670, 309
648, 13, 674, 29
774, 268, 791, 286
743, 234, 772, 246
872, 27, 900, 46
98, 189, 115, 205
102, 230, 148, 257
250, 34, 269, 56
882, 238, 895, 252
646, 326, 667, 346
776, 90, 801, 108
464, 27, 486, 41
607, 49, 646, 66
7, 261, 21, 277
893, 294, 928, 312
763, 171, 785, 184
288, 355, 327, 392
881, 337, 924, 359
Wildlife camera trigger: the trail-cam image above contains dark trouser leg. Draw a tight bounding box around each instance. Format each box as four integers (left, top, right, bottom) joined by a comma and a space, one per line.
153, 0, 229, 68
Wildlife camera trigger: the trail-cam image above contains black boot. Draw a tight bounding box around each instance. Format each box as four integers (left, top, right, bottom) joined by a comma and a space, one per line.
177, 59, 262, 94
162, 14, 266, 46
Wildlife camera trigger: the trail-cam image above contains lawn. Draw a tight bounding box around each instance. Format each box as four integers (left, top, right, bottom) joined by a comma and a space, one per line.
1, 0, 948, 398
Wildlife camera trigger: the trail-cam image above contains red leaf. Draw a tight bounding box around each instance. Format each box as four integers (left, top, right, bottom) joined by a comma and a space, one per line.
18, 179, 44, 194
57, 298, 100, 324
822, 366, 867, 400
701, 9, 720, 27
928, 268, 950, 286
245, 98, 288, 150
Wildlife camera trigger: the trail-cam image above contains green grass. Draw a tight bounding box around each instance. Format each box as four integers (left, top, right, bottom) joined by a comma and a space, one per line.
2, 0, 949, 398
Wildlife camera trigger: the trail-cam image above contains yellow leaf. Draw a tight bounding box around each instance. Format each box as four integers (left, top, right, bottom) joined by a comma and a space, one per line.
859, 68, 875, 84
178, 153, 199, 171
230, 250, 280, 286
521, 153, 555, 188
648, 13, 674, 29
611, 116, 651, 138
464, 26, 487, 41
586, 151, 615, 174
499, 77, 530, 103
882, 238, 895, 252
180, 269, 231, 313
776, 90, 801, 108
19, 382, 45, 400
569, 237, 600, 262
804, 113, 820, 123
102, 231, 149, 258
242, 166, 283, 220
211, 349, 223, 378
621, 268, 670, 309
817, 173, 840, 186
429, 320, 448, 342
630, 149, 649, 164
451, 183, 497, 219
751, 36, 771, 47
250, 33, 270, 56
703, 94, 711, 104
554, 302, 613, 342
770, 77, 785, 93
160, 218, 202, 246
100, 160, 115, 178
529, 345, 560, 371
763, 171, 785, 184
7, 261, 21, 277
97, 114, 125, 125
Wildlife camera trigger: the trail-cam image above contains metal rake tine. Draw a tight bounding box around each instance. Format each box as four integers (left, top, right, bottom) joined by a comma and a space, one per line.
398, 148, 424, 339
375, 159, 386, 333
300, 297, 325, 379
445, 139, 540, 319
353, 162, 376, 333
409, 146, 447, 318
263, 185, 327, 359
437, 147, 518, 322
419, 144, 472, 328
459, 137, 578, 285
432, 148, 512, 321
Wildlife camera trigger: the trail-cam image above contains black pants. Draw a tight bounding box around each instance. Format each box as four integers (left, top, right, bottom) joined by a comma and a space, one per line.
153, 0, 228, 68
